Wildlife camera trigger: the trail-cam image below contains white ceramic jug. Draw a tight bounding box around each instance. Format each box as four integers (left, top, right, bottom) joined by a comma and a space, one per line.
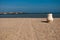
47, 13, 53, 23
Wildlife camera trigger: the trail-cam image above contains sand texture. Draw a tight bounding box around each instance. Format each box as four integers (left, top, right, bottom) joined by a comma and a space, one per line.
0, 18, 60, 40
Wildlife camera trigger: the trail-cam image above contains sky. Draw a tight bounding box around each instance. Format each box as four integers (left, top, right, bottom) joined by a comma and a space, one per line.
0, 0, 60, 13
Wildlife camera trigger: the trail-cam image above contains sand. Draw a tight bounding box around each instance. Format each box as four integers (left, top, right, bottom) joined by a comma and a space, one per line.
0, 18, 60, 40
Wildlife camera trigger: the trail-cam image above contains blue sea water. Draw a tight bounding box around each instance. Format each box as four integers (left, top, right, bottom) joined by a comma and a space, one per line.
0, 13, 60, 18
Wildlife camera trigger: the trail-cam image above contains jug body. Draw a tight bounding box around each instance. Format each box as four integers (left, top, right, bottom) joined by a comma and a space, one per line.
47, 13, 53, 23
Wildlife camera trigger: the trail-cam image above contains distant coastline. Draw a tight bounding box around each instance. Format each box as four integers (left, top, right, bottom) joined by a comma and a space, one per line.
0, 12, 60, 15
0, 12, 60, 18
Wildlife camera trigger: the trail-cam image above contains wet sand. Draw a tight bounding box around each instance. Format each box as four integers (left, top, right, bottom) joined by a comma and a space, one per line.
0, 18, 60, 40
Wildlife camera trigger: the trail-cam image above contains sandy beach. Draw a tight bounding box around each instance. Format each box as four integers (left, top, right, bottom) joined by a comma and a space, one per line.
0, 18, 60, 40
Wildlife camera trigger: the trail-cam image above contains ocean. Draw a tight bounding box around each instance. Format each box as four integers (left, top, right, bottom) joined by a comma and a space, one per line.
0, 13, 60, 18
